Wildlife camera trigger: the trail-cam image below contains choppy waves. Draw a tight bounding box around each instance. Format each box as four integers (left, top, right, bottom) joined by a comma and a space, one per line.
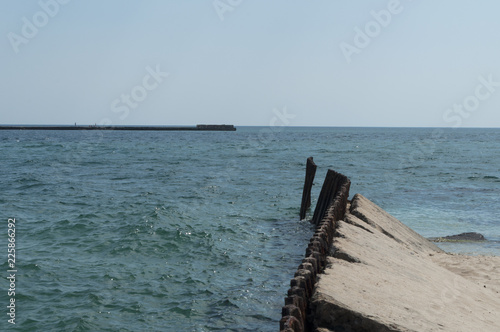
1, 128, 500, 330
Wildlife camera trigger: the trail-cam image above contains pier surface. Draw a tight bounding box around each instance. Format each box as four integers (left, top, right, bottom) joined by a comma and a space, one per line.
310, 194, 500, 332
0, 124, 236, 131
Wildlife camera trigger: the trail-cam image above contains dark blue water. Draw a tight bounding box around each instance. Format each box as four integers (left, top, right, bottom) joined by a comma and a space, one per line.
1, 127, 499, 331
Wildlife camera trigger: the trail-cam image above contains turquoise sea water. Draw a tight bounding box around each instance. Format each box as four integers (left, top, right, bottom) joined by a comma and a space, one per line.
1, 127, 499, 331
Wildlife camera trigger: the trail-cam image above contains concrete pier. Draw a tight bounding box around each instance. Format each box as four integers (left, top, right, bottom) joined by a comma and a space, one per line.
282, 164, 500, 332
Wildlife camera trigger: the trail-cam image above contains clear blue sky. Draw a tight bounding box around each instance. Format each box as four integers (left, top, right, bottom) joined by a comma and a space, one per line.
2, 0, 500, 127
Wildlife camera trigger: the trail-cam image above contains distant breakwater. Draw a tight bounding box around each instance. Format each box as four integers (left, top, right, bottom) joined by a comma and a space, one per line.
0, 124, 236, 131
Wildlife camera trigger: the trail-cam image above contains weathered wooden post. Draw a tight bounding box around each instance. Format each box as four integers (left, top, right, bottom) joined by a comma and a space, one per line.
300, 157, 317, 220
312, 170, 341, 226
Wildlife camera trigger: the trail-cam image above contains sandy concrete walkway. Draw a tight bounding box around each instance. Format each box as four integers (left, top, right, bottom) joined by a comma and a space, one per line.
311, 194, 500, 332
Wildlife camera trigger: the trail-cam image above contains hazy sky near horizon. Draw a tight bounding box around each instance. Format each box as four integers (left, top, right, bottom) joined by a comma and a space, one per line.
2, 0, 500, 127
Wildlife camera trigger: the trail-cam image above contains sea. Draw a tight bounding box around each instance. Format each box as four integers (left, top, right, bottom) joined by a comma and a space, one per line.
1, 127, 499, 331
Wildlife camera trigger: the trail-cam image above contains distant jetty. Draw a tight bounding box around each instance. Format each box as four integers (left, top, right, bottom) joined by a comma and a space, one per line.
0, 124, 236, 131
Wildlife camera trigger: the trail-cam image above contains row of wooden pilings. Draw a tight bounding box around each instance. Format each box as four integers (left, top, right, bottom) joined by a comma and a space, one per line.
280, 158, 351, 332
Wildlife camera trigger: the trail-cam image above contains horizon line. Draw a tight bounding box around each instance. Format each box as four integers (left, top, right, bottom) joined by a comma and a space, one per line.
2, 124, 500, 129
